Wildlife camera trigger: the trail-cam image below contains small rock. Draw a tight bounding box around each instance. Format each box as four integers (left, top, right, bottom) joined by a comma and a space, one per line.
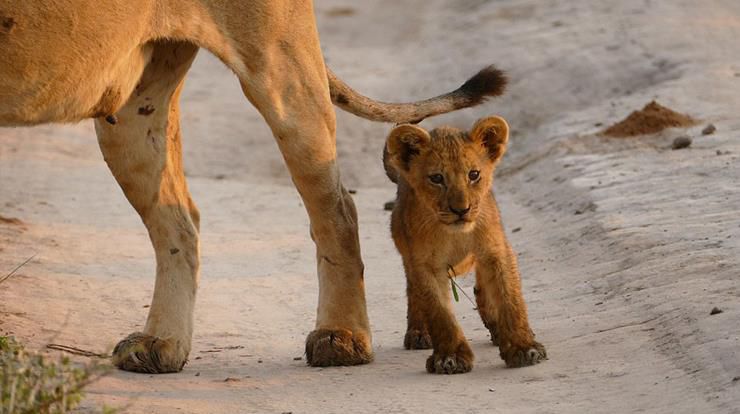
512, 227, 522, 233
293, 356, 302, 361
732, 376, 739, 382
325, 6, 356, 17
223, 377, 240, 382
717, 150, 723, 156
348, 189, 357, 194
384, 200, 395, 211
701, 124, 716, 135
195, 372, 200, 377
488, 387, 495, 392
671, 136, 692, 150
710, 307, 723, 315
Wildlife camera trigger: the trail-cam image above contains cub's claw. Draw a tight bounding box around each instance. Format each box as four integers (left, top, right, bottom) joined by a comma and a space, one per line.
425, 342, 474, 374
501, 341, 547, 368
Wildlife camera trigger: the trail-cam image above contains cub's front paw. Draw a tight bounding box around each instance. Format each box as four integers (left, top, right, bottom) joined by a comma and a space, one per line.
425, 342, 474, 374
404, 328, 432, 350
500, 341, 547, 368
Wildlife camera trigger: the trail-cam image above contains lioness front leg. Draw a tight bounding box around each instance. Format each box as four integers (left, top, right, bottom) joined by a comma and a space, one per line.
475, 242, 546, 368
406, 267, 473, 374
96, 42, 200, 373
230, 3, 371, 366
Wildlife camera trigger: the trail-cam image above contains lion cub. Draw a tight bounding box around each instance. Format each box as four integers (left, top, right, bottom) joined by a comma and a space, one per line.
384, 116, 546, 374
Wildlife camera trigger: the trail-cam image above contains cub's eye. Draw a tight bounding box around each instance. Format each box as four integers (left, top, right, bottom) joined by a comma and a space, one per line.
428, 174, 445, 184
468, 170, 480, 181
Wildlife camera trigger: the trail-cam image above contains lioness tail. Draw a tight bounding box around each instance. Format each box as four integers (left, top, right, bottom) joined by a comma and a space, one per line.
328, 65, 507, 124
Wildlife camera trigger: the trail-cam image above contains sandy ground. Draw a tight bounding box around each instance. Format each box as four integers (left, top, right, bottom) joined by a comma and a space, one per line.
2, 0, 740, 413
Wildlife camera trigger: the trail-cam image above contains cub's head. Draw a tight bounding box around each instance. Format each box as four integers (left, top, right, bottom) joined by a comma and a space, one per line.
384, 116, 509, 231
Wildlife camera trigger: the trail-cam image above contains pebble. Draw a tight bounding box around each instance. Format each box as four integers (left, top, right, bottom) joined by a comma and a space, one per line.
710, 307, 723, 315
701, 124, 716, 135
671, 136, 692, 150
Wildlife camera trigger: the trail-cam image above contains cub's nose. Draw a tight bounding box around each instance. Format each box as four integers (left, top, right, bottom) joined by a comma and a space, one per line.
449, 205, 471, 218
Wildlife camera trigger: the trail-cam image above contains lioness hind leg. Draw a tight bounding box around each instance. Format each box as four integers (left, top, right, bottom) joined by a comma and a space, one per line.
475, 242, 546, 368
96, 42, 200, 373
228, 4, 371, 367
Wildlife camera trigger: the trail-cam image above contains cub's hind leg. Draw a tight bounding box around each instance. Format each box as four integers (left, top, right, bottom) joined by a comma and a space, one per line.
474, 283, 500, 346
404, 267, 432, 350
96, 42, 200, 373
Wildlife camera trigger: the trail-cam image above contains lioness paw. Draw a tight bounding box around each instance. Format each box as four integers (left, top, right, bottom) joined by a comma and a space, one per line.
501, 341, 547, 368
404, 328, 432, 350
425, 343, 474, 374
112, 332, 188, 373
305, 328, 373, 367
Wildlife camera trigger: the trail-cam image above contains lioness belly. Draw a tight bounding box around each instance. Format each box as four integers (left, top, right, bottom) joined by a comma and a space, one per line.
0, 1, 155, 125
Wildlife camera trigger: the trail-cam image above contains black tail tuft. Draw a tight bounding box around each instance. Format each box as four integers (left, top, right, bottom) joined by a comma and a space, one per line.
458, 65, 508, 105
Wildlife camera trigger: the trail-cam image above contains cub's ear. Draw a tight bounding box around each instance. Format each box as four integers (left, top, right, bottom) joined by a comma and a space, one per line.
470, 116, 509, 162
385, 124, 431, 171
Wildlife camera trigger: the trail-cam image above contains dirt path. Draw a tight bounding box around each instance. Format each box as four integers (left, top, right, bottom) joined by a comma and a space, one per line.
2, 0, 739, 413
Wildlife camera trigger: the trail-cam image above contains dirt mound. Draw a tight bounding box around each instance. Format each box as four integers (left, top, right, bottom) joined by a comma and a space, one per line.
603, 101, 696, 137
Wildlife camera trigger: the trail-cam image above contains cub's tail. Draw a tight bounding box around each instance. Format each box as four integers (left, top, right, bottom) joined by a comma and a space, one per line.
328, 65, 507, 124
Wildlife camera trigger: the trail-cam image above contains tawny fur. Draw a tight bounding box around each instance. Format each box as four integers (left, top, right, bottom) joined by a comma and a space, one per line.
0, 2, 505, 127
329, 66, 507, 124
384, 117, 547, 374
0, 0, 504, 373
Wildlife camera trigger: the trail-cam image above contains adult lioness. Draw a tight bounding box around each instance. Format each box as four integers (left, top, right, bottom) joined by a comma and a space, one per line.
384, 117, 546, 373
0, 0, 505, 373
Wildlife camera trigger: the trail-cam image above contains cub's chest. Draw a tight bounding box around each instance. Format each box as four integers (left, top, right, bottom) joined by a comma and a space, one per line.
411, 228, 475, 271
